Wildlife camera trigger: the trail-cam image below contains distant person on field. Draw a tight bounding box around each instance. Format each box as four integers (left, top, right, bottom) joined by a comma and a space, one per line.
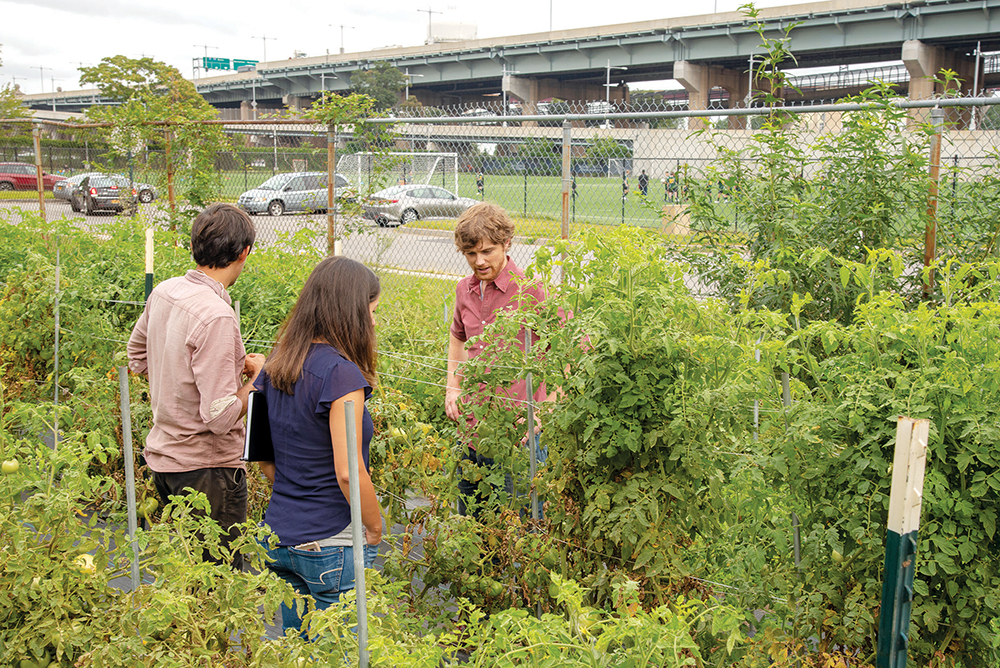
127, 203, 263, 571
663, 171, 679, 203
253, 256, 383, 635
446, 203, 552, 517
476, 172, 485, 199
638, 169, 649, 197
622, 170, 630, 201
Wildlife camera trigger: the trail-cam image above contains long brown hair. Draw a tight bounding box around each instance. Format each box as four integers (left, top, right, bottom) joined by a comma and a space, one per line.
265, 256, 380, 394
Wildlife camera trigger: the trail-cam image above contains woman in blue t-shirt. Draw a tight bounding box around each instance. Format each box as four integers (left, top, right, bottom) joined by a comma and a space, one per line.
254, 256, 383, 634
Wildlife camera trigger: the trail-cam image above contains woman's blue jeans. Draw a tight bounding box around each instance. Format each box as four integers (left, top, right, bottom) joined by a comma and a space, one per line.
263, 541, 379, 634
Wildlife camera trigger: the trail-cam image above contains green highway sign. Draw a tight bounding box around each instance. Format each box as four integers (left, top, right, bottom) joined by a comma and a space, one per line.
233, 59, 259, 69
203, 57, 232, 70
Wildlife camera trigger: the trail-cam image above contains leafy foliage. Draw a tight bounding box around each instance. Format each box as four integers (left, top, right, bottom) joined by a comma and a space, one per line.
350, 62, 408, 111
78, 56, 230, 208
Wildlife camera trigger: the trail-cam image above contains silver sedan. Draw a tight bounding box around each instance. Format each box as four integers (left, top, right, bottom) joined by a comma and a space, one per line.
362, 185, 478, 226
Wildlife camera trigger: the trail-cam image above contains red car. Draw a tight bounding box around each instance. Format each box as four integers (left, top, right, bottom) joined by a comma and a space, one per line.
0, 162, 65, 191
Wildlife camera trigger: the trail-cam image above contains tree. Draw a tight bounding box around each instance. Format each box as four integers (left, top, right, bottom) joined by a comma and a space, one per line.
0, 44, 28, 120
78, 56, 228, 208
518, 137, 558, 158
350, 62, 407, 112
584, 136, 631, 159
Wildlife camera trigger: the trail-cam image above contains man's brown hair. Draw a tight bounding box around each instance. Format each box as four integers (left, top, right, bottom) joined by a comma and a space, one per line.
191, 203, 256, 269
454, 203, 515, 252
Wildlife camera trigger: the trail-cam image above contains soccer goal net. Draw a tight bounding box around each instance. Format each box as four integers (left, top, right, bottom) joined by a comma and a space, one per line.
337, 152, 459, 194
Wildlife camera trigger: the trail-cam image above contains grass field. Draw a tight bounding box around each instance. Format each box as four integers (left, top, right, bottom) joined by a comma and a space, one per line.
211, 169, 697, 238
90, 167, 742, 241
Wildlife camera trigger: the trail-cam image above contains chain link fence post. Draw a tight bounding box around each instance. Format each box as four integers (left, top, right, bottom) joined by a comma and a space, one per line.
923, 107, 945, 297
32, 125, 46, 219
327, 123, 338, 256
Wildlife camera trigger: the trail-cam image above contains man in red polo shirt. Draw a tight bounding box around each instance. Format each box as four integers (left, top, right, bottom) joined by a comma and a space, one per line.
445, 203, 550, 517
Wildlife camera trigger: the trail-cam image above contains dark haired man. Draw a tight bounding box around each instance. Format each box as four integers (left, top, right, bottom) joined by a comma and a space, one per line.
446, 203, 552, 517
127, 203, 264, 569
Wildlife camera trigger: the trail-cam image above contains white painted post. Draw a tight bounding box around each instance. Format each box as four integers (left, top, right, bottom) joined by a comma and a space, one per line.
877, 417, 929, 668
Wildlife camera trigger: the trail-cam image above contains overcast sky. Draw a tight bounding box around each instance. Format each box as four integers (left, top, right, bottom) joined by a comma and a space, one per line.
3, 0, 821, 95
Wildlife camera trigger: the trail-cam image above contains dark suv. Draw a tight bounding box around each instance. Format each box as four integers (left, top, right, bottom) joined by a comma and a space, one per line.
70, 175, 138, 215
0, 162, 65, 191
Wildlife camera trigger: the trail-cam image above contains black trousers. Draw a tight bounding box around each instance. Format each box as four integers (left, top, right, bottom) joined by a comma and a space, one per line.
152, 467, 248, 571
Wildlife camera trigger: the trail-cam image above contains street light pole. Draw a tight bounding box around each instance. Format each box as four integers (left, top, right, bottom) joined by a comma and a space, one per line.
35, 66, 52, 95
50, 77, 61, 112
329, 25, 355, 54
404, 68, 424, 100
252, 34, 278, 64
605, 60, 627, 128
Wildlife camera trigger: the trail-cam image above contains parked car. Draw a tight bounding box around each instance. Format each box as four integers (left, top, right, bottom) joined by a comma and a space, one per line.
362, 184, 478, 226
237, 171, 350, 216
56, 172, 158, 204
53, 172, 101, 201
69, 175, 138, 215
0, 162, 65, 191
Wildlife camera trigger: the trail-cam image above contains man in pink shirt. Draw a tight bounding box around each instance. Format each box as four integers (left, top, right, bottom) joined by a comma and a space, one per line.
446, 203, 550, 517
127, 203, 264, 569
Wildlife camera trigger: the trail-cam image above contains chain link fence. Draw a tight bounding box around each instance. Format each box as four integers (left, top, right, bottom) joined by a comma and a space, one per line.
2, 94, 999, 296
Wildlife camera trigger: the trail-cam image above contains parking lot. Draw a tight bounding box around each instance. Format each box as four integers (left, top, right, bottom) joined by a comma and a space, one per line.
0, 197, 543, 279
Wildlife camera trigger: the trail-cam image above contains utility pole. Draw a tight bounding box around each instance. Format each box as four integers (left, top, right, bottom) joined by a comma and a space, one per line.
252, 34, 278, 64
417, 7, 443, 44
330, 24, 355, 54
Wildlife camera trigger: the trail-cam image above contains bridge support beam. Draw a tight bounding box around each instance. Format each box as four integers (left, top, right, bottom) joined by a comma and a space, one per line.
503, 74, 611, 120
674, 61, 749, 130
902, 40, 980, 127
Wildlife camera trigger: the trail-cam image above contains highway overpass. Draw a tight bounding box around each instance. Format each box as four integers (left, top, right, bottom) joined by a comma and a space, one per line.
18, 0, 1000, 118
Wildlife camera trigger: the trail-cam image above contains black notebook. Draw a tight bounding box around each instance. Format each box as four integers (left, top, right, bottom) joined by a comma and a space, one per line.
242, 391, 274, 462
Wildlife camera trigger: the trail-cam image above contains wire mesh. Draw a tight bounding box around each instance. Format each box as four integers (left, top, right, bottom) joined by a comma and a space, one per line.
2, 93, 999, 298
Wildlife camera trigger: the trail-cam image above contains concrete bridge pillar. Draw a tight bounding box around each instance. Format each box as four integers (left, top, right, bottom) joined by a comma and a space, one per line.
240, 100, 252, 120
674, 61, 750, 130
503, 74, 609, 124
902, 40, 980, 127
282, 94, 309, 113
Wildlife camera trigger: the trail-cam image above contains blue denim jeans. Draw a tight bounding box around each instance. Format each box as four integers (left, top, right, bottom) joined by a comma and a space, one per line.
263, 540, 379, 634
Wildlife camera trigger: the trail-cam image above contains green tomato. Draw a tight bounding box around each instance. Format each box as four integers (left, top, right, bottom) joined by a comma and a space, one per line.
832, 549, 844, 564
141, 497, 158, 520
1, 459, 19, 475
389, 427, 407, 445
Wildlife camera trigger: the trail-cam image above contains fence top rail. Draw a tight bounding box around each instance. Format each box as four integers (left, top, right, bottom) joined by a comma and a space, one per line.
3, 95, 999, 130
0, 117, 325, 129
370, 96, 1000, 125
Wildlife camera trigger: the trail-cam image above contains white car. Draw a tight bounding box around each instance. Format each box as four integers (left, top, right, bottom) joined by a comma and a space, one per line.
362, 184, 478, 226
237, 171, 351, 216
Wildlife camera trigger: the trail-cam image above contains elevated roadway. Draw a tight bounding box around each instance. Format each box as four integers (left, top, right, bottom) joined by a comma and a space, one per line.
18, 0, 1000, 118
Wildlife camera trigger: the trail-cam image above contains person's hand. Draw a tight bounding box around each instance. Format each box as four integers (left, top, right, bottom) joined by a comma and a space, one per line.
516, 414, 542, 446
244, 353, 265, 378
445, 386, 463, 422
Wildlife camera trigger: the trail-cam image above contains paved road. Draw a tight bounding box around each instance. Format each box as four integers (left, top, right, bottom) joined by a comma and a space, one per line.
0, 198, 544, 279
